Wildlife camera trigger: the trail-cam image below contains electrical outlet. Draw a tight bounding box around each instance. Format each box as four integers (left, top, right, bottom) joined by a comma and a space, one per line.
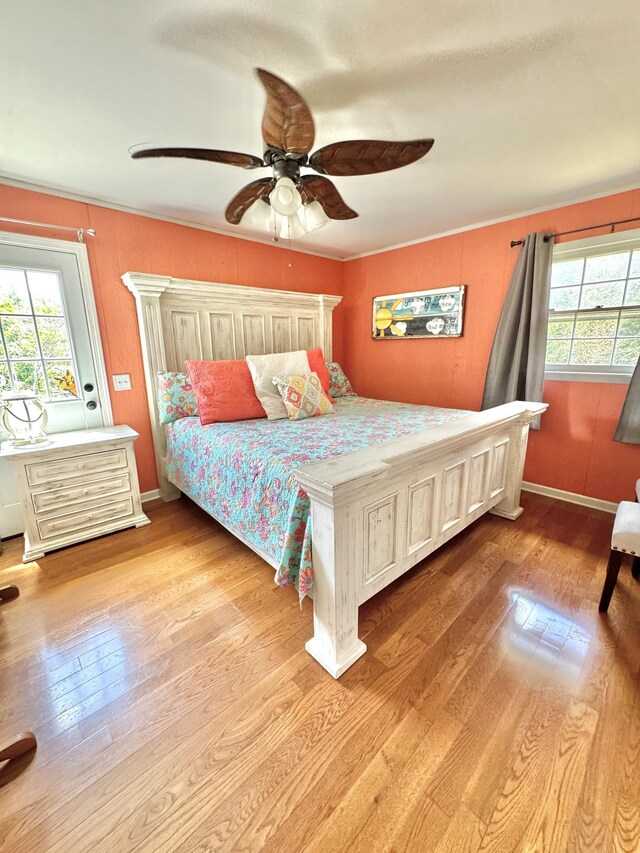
113, 373, 132, 391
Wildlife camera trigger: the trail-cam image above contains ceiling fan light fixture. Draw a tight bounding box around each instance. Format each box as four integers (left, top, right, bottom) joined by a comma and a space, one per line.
243, 198, 274, 231
303, 200, 329, 232
270, 177, 302, 216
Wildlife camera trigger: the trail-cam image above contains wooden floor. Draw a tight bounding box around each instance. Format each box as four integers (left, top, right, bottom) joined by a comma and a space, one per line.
0, 493, 638, 852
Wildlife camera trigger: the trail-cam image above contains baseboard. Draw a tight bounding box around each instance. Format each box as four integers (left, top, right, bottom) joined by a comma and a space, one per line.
522, 481, 616, 515
141, 488, 161, 503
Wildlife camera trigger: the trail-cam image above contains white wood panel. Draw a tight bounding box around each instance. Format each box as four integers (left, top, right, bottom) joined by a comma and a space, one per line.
169, 310, 202, 367
363, 494, 399, 584
241, 313, 267, 356
208, 312, 237, 361
297, 316, 316, 351
490, 438, 509, 497
270, 315, 294, 353
407, 475, 437, 555
468, 449, 491, 513
441, 461, 466, 532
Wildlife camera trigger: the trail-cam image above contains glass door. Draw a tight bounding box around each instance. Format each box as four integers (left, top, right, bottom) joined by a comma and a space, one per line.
0, 238, 110, 537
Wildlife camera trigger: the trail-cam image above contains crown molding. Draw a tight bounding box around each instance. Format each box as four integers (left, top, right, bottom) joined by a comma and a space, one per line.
3, 174, 639, 265
343, 180, 640, 261
0, 176, 345, 262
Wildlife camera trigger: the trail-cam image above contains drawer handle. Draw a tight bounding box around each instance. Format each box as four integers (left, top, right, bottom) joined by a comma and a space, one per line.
88, 514, 94, 520
82, 489, 89, 495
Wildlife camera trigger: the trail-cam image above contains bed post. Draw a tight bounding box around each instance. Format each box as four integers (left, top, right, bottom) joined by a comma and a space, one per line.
490, 406, 545, 521
300, 485, 367, 678
121, 273, 180, 502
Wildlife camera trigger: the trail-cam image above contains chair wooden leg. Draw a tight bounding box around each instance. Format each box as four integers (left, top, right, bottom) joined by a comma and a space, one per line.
599, 550, 624, 612
0, 732, 37, 762
632, 556, 640, 580
0, 585, 20, 603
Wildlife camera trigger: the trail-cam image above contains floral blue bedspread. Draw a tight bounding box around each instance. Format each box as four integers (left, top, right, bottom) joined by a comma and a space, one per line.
164, 397, 470, 600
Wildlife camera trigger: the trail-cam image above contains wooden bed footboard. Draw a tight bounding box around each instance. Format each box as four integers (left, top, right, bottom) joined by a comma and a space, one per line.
295, 401, 547, 678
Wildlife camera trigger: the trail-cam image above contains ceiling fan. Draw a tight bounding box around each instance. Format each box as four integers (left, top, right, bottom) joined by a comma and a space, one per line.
131, 69, 434, 238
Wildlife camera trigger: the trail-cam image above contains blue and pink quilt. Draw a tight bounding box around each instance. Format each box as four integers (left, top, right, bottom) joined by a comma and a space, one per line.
164, 397, 469, 599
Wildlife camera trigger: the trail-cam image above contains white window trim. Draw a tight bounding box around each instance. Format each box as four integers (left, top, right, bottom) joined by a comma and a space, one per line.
544, 227, 640, 384
0, 230, 113, 425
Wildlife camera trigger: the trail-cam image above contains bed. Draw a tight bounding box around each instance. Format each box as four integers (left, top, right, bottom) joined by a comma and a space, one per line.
123, 271, 547, 677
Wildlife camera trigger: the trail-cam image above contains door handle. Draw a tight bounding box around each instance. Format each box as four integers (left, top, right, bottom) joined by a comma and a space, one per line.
86, 400, 98, 410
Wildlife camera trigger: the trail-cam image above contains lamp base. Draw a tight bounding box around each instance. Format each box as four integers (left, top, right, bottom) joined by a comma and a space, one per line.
2, 436, 51, 449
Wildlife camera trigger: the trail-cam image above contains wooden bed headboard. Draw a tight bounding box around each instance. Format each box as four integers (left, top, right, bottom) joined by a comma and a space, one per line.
122, 272, 342, 496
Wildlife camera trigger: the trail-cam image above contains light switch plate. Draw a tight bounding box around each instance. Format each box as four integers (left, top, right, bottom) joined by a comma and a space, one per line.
113, 373, 132, 391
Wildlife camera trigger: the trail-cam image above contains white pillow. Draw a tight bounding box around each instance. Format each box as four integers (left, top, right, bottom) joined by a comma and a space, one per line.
246, 350, 311, 420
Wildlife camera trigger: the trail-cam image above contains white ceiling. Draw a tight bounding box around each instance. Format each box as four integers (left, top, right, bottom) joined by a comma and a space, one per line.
2, 0, 639, 259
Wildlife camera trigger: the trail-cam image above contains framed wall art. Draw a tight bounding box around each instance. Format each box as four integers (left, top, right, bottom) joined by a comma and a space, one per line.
372, 285, 465, 339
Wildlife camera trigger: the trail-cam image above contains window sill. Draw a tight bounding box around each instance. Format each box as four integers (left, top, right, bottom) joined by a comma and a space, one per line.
544, 370, 632, 384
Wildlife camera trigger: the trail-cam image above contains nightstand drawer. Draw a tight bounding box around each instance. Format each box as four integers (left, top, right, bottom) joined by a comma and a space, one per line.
37, 497, 134, 540
26, 448, 128, 487
32, 473, 132, 515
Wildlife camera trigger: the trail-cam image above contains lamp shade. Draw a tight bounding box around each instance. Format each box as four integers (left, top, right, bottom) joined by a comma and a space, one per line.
243, 198, 274, 232
269, 177, 302, 216
303, 201, 330, 232
279, 213, 306, 239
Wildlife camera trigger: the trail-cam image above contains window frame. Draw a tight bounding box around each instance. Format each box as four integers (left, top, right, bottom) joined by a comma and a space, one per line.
545, 228, 640, 384
0, 266, 80, 402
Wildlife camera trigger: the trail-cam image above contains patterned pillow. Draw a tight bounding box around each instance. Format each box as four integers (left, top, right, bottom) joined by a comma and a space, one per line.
157, 371, 198, 424
325, 362, 357, 398
272, 373, 335, 421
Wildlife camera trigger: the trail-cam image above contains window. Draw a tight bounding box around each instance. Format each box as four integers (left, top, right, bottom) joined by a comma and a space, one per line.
0, 267, 78, 400
545, 230, 640, 382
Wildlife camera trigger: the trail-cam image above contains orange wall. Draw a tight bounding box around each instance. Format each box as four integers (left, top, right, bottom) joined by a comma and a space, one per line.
0, 184, 344, 492
2, 182, 638, 502
343, 188, 640, 503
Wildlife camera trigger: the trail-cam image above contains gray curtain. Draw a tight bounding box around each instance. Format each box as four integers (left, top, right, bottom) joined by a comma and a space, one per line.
482, 232, 554, 429
614, 356, 640, 444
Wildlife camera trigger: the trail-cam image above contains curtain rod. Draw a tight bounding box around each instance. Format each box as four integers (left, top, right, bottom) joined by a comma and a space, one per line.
510, 215, 640, 248
0, 216, 96, 243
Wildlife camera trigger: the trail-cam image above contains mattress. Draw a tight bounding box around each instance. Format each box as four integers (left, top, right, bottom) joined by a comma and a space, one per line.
164, 396, 470, 599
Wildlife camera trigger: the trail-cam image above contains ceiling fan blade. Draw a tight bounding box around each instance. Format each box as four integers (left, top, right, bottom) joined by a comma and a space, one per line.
131, 147, 265, 170
309, 139, 434, 176
300, 176, 358, 220
256, 68, 315, 155
225, 178, 274, 225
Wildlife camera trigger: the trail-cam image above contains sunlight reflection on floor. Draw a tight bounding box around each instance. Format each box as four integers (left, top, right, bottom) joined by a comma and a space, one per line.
503, 590, 591, 686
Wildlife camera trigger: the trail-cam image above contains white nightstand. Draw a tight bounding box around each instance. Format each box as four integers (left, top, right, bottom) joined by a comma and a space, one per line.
0, 425, 150, 562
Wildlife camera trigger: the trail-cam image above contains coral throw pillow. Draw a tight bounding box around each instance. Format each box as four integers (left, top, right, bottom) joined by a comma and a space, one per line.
325, 362, 357, 398
272, 373, 335, 421
157, 371, 198, 424
306, 348, 332, 396
185, 359, 266, 425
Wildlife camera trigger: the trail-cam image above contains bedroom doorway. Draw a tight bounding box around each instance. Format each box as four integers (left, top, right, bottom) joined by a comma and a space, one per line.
0, 232, 112, 537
